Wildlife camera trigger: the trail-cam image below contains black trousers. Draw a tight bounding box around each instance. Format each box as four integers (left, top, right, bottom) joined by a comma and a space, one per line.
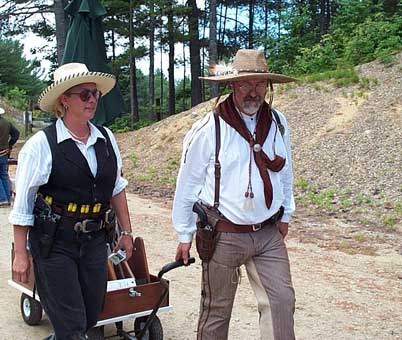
29, 228, 108, 340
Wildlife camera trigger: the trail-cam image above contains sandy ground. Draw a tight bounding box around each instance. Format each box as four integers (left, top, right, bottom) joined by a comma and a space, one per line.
1, 193, 401, 340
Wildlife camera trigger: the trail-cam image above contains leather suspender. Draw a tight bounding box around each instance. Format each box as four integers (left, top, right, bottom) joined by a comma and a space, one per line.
213, 112, 221, 208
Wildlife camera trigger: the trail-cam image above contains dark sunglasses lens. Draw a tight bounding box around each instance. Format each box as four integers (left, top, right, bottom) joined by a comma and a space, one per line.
79, 89, 101, 101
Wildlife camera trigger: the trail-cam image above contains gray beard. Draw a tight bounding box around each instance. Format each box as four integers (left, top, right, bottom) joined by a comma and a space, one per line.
243, 101, 261, 115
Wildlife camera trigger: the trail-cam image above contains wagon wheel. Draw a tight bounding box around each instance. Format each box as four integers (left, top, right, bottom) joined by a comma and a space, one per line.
20, 293, 43, 326
134, 315, 163, 340
87, 326, 104, 340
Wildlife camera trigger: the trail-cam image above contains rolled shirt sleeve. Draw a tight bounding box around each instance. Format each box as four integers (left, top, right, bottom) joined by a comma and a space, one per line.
104, 127, 128, 196
9, 131, 51, 226
172, 114, 214, 243
275, 111, 295, 223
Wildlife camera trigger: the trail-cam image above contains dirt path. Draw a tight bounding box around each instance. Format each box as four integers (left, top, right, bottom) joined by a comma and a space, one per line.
0, 193, 401, 340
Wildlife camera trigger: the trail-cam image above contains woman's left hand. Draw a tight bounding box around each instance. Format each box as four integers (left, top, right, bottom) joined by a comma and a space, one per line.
113, 235, 134, 260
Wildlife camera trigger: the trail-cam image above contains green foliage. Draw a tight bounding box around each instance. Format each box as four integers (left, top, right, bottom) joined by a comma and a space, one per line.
130, 153, 138, 168
343, 15, 402, 65
295, 177, 310, 192
107, 113, 153, 133
304, 68, 359, 87
108, 114, 131, 133
5, 87, 28, 110
0, 38, 44, 100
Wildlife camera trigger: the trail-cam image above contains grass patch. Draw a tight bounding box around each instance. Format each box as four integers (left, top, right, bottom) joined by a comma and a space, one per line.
130, 153, 138, 168
353, 233, 367, 242
304, 68, 359, 87
295, 177, 311, 192
166, 157, 179, 171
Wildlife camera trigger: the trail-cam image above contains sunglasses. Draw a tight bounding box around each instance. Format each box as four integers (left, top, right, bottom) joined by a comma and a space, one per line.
66, 89, 102, 102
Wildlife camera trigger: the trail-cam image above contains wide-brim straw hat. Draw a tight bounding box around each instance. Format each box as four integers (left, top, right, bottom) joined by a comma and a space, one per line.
0, 108, 4, 115
199, 49, 296, 83
38, 63, 116, 112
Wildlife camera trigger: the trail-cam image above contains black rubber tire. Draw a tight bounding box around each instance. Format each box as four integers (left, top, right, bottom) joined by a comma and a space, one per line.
20, 293, 43, 326
87, 326, 104, 340
134, 315, 163, 340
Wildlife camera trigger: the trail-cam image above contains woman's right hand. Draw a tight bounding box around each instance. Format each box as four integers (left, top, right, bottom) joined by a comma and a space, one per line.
13, 251, 30, 283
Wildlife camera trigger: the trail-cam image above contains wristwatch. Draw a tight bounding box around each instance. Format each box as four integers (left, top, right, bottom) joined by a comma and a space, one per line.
121, 230, 132, 237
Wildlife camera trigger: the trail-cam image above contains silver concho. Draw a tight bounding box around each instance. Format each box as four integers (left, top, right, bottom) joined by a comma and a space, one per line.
253, 144, 262, 152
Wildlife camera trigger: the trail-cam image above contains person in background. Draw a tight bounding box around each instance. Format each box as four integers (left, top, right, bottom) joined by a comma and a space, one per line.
10, 63, 133, 340
172, 49, 297, 340
0, 107, 19, 206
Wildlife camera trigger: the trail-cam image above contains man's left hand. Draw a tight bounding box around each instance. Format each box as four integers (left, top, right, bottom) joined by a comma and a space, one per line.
114, 235, 134, 260
277, 222, 289, 239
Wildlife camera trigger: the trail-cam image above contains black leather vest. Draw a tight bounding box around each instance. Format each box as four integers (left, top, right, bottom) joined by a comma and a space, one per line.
38, 123, 117, 206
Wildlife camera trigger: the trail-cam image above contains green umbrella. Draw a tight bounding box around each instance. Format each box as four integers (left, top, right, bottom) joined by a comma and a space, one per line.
62, 0, 125, 125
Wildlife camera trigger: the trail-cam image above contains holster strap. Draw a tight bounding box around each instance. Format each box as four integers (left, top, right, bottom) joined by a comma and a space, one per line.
215, 207, 284, 233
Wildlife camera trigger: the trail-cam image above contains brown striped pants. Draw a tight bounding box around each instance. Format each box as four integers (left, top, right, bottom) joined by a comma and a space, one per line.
197, 224, 295, 340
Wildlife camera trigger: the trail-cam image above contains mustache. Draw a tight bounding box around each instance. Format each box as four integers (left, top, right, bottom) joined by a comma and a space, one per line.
244, 95, 262, 102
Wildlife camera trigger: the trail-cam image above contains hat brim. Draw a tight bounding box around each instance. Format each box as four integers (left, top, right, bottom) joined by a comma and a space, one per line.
199, 72, 297, 84
38, 72, 116, 112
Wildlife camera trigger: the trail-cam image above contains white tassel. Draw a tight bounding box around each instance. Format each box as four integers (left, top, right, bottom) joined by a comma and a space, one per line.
243, 196, 255, 210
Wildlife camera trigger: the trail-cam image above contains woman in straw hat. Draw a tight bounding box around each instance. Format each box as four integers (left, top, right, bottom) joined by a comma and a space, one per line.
172, 49, 297, 339
9, 63, 133, 340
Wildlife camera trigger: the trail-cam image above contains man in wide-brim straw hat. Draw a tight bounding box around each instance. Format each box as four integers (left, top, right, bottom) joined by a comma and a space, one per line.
172, 49, 297, 340
10, 63, 134, 340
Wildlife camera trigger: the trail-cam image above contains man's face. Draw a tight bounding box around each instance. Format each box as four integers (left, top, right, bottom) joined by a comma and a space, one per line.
231, 79, 267, 115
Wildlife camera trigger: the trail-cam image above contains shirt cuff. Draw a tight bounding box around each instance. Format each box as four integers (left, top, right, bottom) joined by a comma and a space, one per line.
9, 211, 34, 226
112, 177, 128, 197
280, 213, 292, 223
178, 233, 194, 243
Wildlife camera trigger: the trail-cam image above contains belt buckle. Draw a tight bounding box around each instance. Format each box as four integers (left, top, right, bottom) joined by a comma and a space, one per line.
74, 219, 101, 233
252, 223, 262, 232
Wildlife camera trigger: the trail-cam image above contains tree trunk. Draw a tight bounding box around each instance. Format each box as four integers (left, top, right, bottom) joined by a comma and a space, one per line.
129, 0, 139, 125
149, 1, 155, 120
209, 0, 219, 98
167, 1, 175, 115
248, 0, 255, 49
217, 2, 223, 58
277, 0, 282, 45
234, 5, 238, 48
188, 0, 202, 106
264, 2, 268, 56
202, 5, 208, 101
220, 4, 228, 54
111, 29, 116, 60
183, 24, 186, 112
54, 0, 69, 64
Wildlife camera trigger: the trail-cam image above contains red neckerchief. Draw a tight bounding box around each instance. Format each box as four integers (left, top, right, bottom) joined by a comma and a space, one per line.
215, 94, 285, 208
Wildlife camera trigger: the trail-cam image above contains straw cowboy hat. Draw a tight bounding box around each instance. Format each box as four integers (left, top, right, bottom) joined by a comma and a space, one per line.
38, 63, 116, 112
0, 108, 4, 115
200, 49, 296, 83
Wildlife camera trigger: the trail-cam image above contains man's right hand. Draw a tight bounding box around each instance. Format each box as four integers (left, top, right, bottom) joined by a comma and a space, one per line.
175, 242, 192, 265
13, 251, 30, 283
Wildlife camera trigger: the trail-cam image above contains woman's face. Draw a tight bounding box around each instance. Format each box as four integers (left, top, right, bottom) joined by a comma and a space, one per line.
61, 82, 101, 121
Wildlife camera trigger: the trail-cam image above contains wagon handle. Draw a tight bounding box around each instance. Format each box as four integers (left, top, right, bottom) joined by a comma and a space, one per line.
136, 257, 196, 340
157, 257, 196, 279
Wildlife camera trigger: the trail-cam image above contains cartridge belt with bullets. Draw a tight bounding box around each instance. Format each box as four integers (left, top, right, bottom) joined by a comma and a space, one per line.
38, 195, 114, 234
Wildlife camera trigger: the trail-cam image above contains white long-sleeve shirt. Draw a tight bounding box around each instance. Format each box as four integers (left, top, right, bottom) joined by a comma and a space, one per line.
9, 118, 128, 226
172, 109, 295, 243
